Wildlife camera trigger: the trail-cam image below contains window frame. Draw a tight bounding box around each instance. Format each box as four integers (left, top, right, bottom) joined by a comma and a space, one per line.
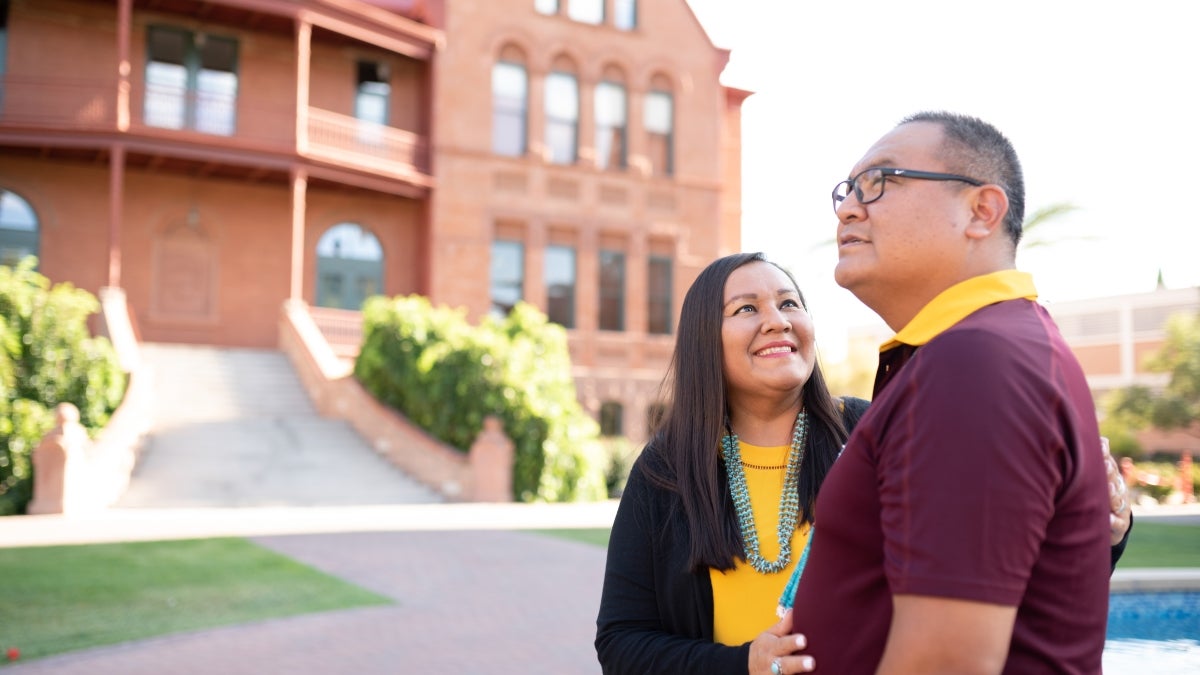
644, 88, 674, 177
144, 25, 239, 136
647, 254, 673, 335
598, 249, 626, 331
490, 239, 525, 317
599, 401, 624, 437
613, 0, 637, 30
492, 59, 529, 157
545, 244, 577, 329
567, 0, 604, 24
545, 70, 580, 165
594, 80, 628, 170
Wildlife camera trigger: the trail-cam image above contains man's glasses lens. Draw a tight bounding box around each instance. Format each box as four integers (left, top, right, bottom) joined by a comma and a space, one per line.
832, 169, 884, 211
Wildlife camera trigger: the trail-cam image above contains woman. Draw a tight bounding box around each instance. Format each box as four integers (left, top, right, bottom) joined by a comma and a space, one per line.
596, 252, 856, 675
594, 252, 1131, 675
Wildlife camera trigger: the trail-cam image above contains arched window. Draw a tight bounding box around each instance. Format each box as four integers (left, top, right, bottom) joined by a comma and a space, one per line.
0, 189, 39, 268
595, 65, 628, 170
545, 56, 580, 165
315, 223, 383, 310
492, 45, 528, 157
645, 74, 674, 177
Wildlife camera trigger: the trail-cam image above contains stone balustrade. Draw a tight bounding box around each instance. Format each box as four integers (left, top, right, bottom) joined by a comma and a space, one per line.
27, 287, 151, 514
278, 298, 514, 502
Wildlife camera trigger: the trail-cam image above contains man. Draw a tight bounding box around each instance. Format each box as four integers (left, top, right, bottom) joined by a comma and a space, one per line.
789, 112, 1111, 673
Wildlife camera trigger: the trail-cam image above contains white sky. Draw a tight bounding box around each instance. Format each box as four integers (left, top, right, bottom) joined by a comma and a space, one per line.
687, 0, 1200, 360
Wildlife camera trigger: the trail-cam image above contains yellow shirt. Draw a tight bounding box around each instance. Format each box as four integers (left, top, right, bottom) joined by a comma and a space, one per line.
710, 440, 810, 646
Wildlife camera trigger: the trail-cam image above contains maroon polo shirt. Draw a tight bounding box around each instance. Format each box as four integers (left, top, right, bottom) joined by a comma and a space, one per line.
791, 285, 1110, 673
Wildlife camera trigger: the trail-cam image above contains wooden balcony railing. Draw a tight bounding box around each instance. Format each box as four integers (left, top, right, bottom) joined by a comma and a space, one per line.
306, 107, 430, 177
0, 76, 118, 130
1, 76, 431, 180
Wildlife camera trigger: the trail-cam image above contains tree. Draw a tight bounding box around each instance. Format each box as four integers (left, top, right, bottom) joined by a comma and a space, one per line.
1018, 203, 1090, 249
1107, 313, 1200, 440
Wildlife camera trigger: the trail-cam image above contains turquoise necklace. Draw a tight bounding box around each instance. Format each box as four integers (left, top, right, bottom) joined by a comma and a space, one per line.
720, 409, 809, 575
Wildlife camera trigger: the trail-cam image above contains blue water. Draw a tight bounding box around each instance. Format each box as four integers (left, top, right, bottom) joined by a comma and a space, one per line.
1104, 591, 1200, 674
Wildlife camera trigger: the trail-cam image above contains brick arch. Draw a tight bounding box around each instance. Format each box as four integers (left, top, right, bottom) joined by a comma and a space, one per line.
548, 51, 581, 75
599, 62, 629, 84
496, 41, 529, 65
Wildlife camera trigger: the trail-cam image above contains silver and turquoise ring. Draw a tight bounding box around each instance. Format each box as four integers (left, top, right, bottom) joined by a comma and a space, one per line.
771, 657, 783, 675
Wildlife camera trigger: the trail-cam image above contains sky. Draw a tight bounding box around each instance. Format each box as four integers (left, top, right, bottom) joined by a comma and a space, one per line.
686, 0, 1200, 361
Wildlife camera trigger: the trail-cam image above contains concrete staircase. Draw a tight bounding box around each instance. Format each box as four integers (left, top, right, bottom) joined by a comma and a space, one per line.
115, 343, 443, 508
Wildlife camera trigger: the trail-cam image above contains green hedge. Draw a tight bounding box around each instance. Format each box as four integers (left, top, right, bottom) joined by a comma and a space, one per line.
354, 295, 607, 502
0, 258, 127, 515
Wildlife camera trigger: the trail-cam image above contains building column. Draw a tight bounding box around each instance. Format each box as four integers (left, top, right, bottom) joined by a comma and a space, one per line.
578, 76, 596, 167
116, 0, 132, 131
289, 167, 308, 301
526, 219, 548, 314
107, 144, 125, 288
627, 227, 648, 338
527, 68, 546, 161
295, 20, 312, 154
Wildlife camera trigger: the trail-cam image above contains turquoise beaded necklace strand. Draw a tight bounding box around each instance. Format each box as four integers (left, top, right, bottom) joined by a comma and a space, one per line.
778, 441, 847, 612
720, 409, 809, 575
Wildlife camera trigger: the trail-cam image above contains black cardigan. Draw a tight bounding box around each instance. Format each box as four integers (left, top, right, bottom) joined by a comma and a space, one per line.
594, 397, 871, 675
594, 396, 1130, 674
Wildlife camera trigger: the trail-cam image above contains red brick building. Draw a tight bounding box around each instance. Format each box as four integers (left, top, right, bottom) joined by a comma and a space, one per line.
0, 0, 747, 442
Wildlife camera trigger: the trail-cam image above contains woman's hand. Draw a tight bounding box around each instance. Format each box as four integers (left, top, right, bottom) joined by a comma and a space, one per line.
1102, 437, 1131, 545
749, 609, 814, 674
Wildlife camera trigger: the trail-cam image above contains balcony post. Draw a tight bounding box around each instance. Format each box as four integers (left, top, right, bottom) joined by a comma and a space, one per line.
290, 167, 308, 301
116, 0, 132, 131
295, 19, 312, 154
108, 143, 125, 288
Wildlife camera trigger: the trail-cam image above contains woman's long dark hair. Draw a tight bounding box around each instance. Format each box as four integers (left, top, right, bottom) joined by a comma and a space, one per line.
641, 252, 849, 573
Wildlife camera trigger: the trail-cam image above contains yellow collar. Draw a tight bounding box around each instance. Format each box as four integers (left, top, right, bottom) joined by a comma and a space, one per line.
880, 271, 1038, 351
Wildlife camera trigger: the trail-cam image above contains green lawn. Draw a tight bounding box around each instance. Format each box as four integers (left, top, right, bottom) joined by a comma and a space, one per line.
533, 528, 612, 548
0, 538, 390, 664
1115, 521, 1200, 568
537, 521, 1200, 569
1, 522, 1193, 666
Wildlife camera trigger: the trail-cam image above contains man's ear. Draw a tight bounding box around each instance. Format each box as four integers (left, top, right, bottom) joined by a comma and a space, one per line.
964, 185, 1009, 240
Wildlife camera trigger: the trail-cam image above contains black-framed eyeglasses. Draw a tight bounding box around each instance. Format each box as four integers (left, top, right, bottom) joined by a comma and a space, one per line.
832, 168, 984, 213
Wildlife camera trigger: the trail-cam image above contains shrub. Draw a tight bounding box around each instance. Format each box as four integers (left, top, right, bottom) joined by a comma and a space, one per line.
355, 296, 607, 502
0, 258, 127, 515
598, 436, 640, 498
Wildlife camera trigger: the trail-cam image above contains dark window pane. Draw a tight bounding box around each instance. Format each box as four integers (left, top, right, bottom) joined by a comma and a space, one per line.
545, 245, 576, 328
599, 249, 625, 331
648, 255, 672, 334
600, 401, 623, 436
